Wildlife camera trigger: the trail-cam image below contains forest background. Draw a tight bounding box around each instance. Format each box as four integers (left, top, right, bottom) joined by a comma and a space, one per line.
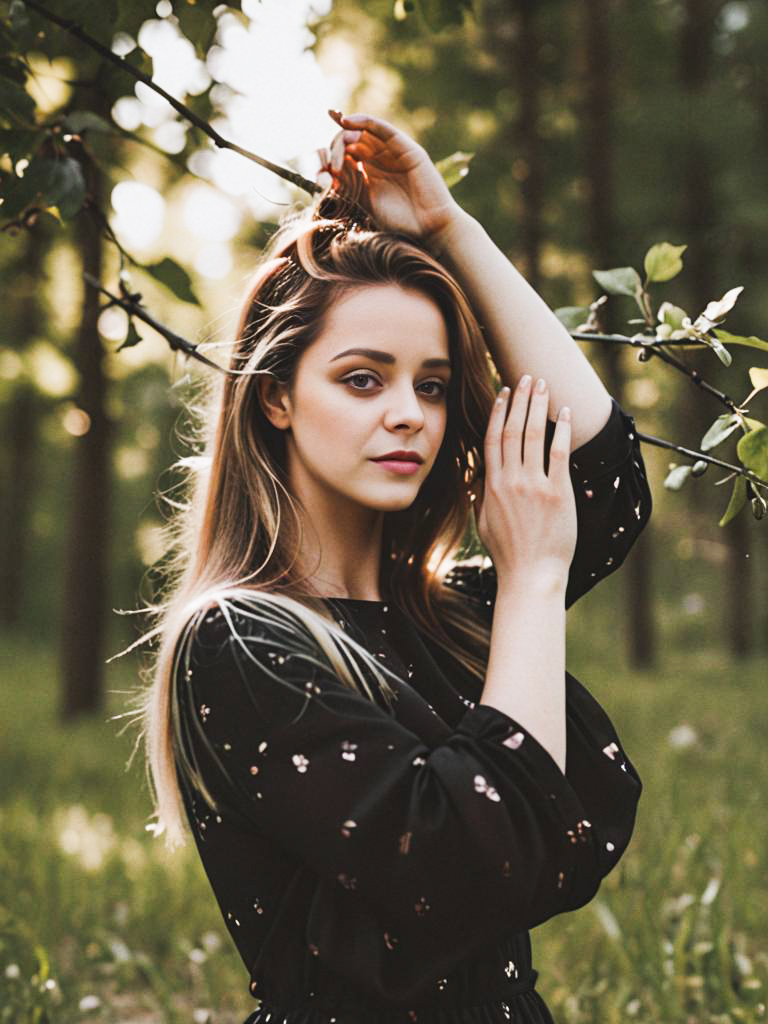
1, 0, 767, 1021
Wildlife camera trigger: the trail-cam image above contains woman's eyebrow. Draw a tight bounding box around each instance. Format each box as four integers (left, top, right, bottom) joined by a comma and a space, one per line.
329, 347, 451, 369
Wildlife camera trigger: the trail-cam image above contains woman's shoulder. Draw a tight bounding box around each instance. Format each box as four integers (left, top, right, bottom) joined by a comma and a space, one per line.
175, 590, 318, 673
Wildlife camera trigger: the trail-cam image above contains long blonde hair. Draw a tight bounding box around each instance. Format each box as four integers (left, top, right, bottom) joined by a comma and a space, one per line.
130, 212, 498, 848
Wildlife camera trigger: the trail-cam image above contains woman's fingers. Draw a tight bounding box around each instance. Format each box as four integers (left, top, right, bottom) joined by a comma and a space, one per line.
335, 112, 400, 142
547, 406, 572, 481
520, 377, 549, 471
330, 132, 344, 173
484, 385, 511, 483
501, 374, 532, 469
318, 129, 366, 178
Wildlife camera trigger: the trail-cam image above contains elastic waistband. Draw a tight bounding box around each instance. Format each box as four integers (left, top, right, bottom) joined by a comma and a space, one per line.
242, 969, 539, 1023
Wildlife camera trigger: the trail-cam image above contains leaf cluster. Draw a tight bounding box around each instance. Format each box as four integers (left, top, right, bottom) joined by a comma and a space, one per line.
0, 1, 242, 229
555, 243, 768, 524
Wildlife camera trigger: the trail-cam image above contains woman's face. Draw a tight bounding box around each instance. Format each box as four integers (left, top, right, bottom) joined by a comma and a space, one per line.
265, 283, 452, 514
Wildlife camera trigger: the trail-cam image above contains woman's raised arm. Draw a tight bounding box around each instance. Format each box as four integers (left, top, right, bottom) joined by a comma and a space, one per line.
325, 112, 612, 450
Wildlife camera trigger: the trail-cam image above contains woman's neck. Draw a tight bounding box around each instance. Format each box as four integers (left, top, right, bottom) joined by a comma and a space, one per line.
295, 499, 386, 602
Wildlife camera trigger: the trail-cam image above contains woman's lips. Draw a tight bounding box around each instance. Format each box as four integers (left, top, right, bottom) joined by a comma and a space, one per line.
370, 459, 422, 475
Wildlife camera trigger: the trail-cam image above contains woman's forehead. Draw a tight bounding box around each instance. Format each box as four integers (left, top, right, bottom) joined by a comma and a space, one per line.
311, 283, 452, 362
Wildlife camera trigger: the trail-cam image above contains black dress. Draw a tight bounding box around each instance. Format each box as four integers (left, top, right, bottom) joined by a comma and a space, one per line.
173, 397, 652, 1024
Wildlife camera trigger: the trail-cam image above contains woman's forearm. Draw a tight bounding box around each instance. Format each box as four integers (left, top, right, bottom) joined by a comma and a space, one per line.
480, 574, 568, 773
430, 208, 613, 451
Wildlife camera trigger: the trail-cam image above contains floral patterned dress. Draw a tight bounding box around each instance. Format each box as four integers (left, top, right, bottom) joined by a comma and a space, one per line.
173, 397, 652, 1024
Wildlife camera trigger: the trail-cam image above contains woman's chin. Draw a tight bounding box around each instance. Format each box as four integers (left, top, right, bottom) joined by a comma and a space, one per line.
361, 487, 420, 512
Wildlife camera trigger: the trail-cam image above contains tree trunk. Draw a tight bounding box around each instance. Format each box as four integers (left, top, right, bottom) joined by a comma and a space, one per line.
678, 0, 752, 657
481, 0, 544, 288
60, 156, 111, 719
514, 0, 543, 293
582, 0, 656, 668
0, 229, 47, 627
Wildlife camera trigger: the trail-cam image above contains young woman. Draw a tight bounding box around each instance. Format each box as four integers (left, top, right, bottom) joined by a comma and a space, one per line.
139, 113, 651, 1023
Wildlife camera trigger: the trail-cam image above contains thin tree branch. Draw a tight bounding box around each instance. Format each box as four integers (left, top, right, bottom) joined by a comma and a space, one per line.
571, 331, 739, 412
83, 274, 225, 372
21, 0, 321, 196
634, 430, 767, 492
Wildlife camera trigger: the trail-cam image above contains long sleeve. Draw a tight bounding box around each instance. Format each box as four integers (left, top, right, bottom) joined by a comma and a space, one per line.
174, 598, 636, 1003
445, 396, 652, 611
563, 396, 652, 608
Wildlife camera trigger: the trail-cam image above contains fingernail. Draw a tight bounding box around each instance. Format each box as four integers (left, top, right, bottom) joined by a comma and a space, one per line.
518, 374, 531, 390
535, 377, 547, 393
497, 386, 510, 401
559, 406, 571, 421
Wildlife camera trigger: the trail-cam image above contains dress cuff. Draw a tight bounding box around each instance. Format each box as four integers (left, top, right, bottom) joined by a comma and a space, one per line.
455, 702, 589, 834
567, 397, 636, 479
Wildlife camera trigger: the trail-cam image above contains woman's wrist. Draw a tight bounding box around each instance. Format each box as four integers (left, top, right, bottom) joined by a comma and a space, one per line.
423, 205, 477, 259
496, 567, 568, 602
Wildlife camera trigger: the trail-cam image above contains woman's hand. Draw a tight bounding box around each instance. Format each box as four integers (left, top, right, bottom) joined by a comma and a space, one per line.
316, 111, 463, 243
474, 375, 578, 588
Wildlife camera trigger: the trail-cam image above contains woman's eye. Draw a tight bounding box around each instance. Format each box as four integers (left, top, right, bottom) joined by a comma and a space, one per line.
345, 372, 378, 391
419, 380, 447, 398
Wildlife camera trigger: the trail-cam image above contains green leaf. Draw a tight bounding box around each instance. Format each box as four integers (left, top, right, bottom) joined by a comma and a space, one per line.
555, 306, 591, 330
174, 1, 220, 56
700, 414, 740, 452
435, 150, 474, 189
8, 0, 30, 34
737, 426, 768, 482
713, 329, 768, 354
3, 157, 88, 221
5, 3, 47, 53
719, 475, 747, 527
658, 301, 688, 331
123, 46, 154, 78
592, 266, 642, 297
708, 335, 732, 367
116, 320, 143, 352
748, 367, 768, 394
0, 157, 56, 218
0, 54, 28, 85
63, 111, 113, 134
46, 157, 86, 219
664, 464, 693, 491
0, 126, 48, 163
0, 76, 35, 127
644, 242, 687, 283
142, 258, 200, 306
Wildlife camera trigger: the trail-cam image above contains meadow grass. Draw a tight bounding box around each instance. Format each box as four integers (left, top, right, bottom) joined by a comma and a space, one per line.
1, 615, 766, 1023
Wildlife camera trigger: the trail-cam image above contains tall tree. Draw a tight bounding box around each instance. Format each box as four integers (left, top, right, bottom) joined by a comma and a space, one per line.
580, 0, 657, 668
0, 225, 48, 626
677, 0, 753, 656
59, 97, 110, 718
1, 1, 249, 714
483, 0, 544, 291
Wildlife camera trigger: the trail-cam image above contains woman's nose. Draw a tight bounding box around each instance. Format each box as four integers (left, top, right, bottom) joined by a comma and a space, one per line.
383, 385, 426, 430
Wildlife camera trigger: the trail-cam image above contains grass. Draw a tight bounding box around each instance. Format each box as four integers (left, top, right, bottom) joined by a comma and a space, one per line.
1, 618, 766, 1023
